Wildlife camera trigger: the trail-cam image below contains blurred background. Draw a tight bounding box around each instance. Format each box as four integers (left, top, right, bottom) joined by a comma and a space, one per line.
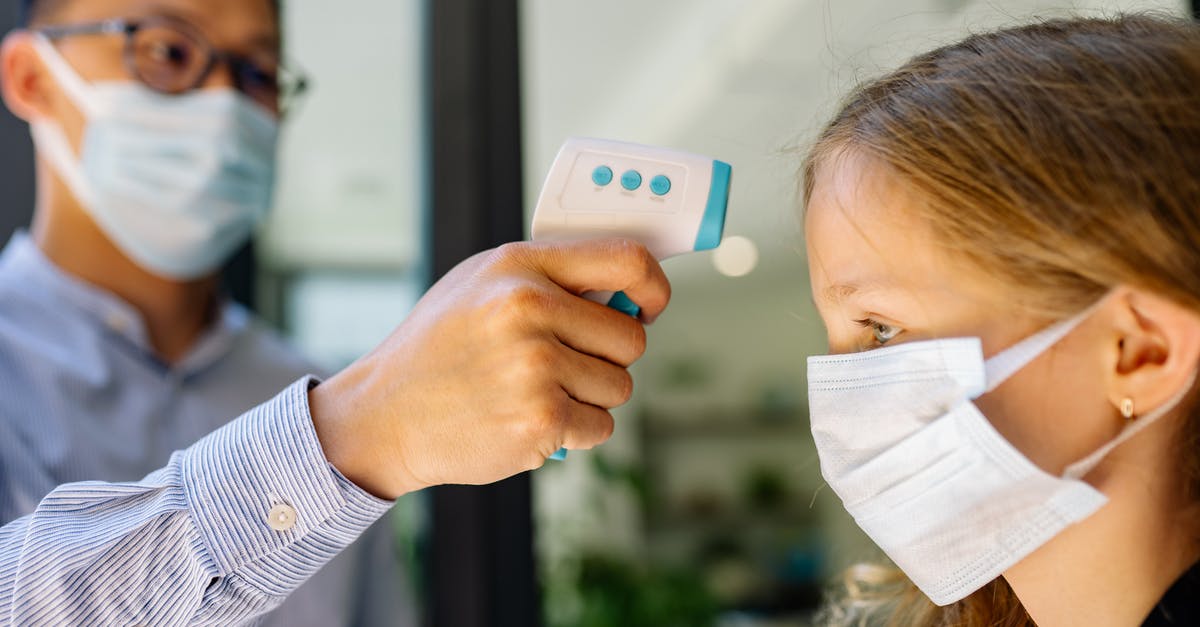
524, 2, 1186, 625
0, 0, 1189, 625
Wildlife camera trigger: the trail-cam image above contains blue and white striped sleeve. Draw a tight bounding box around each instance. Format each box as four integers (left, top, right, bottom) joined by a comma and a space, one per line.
0, 376, 393, 626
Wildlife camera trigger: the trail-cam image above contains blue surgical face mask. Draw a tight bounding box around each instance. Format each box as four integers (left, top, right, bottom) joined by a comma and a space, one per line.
30, 35, 279, 280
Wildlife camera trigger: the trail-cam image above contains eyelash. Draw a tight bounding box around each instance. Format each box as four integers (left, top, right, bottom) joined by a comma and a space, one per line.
854, 318, 901, 347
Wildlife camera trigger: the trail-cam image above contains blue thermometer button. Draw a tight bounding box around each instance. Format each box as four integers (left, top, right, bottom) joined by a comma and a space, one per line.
592, 165, 613, 186
620, 170, 643, 191
649, 175, 671, 196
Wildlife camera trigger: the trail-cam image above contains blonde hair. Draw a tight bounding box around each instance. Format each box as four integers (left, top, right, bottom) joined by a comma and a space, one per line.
804, 14, 1200, 626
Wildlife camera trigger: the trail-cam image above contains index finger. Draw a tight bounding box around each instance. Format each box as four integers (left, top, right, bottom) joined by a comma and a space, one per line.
511, 239, 673, 323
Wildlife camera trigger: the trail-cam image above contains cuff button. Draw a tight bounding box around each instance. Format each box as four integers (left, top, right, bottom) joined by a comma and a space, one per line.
267, 503, 298, 531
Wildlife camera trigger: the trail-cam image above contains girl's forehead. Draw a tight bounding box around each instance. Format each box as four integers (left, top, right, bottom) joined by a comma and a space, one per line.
805, 153, 998, 310
805, 151, 914, 233
806, 158, 928, 284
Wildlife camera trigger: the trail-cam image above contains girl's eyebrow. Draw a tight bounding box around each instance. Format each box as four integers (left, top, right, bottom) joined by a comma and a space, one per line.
820, 280, 892, 305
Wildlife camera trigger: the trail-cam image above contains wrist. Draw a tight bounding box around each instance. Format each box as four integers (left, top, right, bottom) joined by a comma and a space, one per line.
309, 365, 420, 500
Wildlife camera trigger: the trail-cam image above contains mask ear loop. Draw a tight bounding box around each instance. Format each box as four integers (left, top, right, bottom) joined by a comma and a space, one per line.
983, 294, 1115, 394
26, 37, 108, 219
1063, 368, 1198, 480
972, 291, 1196, 480
30, 35, 100, 118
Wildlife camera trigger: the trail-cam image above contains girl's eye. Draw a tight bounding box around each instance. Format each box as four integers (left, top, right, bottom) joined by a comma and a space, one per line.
873, 322, 900, 344
855, 318, 902, 346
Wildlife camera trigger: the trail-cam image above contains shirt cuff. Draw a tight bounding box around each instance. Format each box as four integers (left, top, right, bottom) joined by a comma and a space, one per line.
179, 376, 393, 595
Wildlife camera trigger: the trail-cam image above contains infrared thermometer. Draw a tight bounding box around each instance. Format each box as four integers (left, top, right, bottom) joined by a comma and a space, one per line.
531, 137, 733, 459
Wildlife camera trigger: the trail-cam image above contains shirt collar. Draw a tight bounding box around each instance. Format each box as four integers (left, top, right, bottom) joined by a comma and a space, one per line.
0, 231, 250, 376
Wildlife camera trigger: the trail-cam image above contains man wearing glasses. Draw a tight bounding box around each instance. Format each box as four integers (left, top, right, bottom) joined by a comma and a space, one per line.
0, 0, 409, 625
0, 0, 669, 624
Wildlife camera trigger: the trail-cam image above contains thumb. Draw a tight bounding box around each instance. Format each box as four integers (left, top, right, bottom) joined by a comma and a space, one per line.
512, 239, 673, 323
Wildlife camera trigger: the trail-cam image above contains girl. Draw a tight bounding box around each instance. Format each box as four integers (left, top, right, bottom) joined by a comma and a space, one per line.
803, 14, 1200, 626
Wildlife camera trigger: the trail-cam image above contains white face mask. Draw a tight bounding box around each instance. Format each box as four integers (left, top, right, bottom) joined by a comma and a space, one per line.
29, 35, 278, 280
806, 300, 1194, 605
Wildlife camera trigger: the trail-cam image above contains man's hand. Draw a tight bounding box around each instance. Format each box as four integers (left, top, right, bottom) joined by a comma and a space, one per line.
309, 239, 671, 499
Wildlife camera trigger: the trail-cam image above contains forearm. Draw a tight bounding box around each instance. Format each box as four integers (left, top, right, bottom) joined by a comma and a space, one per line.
0, 377, 392, 625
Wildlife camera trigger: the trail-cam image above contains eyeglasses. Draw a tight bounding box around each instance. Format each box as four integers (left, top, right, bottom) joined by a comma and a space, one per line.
36, 15, 308, 116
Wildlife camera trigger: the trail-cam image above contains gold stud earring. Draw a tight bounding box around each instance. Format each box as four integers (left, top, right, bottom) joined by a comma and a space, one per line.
1120, 397, 1135, 420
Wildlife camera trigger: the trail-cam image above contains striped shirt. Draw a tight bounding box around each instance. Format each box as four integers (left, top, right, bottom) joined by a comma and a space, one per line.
0, 235, 411, 625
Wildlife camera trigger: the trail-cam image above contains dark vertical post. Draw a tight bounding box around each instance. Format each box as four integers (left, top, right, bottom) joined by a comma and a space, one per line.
425, 1, 538, 627
0, 7, 37, 243
221, 243, 256, 310
1193, 0, 1199, 20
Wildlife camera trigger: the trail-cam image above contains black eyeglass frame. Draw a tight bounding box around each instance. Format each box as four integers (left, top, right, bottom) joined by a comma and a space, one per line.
34, 15, 309, 115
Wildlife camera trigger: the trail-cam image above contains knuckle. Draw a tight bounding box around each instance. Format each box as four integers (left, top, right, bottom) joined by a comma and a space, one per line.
613, 240, 668, 307
533, 397, 570, 433
491, 242, 529, 267
659, 278, 673, 306
618, 239, 655, 271
627, 323, 648, 359
513, 341, 558, 381
501, 285, 536, 314
639, 255, 659, 283
492, 285, 551, 330
510, 283, 555, 312
607, 320, 646, 367
512, 397, 561, 443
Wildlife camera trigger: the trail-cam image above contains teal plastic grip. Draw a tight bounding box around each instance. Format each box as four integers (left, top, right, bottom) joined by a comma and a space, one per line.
549, 290, 642, 461
694, 160, 732, 251
606, 291, 642, 318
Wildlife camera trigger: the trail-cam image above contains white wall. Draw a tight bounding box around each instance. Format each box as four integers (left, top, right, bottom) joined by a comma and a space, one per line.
264, 0, 424, 271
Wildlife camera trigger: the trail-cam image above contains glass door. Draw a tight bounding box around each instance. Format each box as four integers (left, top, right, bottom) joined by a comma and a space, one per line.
521, 1, 1184, 625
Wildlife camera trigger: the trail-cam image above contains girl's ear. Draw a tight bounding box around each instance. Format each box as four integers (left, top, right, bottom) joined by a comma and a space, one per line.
1103, 287, 1200, 420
